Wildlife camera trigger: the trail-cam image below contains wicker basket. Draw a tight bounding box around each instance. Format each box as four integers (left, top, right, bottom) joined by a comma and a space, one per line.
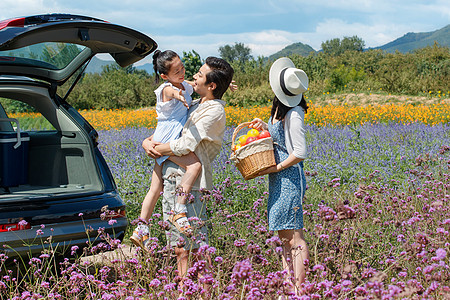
229, 122, 276, 180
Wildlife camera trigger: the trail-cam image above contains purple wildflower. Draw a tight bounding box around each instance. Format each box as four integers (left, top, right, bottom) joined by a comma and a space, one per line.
232, 259, 253, 281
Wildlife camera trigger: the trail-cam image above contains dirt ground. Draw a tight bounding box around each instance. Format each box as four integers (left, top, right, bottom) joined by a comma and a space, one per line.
81, 244, 138, 265
311, 93, 450, 106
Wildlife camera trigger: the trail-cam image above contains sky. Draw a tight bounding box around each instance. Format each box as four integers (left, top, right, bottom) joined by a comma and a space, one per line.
1, 0, 449, 65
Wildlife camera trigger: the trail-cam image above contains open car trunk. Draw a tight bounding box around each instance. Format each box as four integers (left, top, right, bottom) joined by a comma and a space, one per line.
0, 13, 157, 200
0, 81, 103, 200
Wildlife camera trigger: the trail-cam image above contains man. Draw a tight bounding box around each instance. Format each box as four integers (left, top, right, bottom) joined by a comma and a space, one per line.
142, 56, 234, 277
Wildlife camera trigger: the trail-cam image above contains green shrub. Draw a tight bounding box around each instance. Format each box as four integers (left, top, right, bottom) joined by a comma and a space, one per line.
223, 83, 272, 106
1, 98, 36, 113
327, 64, 366, 92
66, 65, 158, 110
52, 44, 450, 109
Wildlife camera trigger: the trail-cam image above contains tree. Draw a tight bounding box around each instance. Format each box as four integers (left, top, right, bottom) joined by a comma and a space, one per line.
341, 36, 365, 52
218, 42, 253, 65
321, 36, 365, 56
182, 50, 202, 80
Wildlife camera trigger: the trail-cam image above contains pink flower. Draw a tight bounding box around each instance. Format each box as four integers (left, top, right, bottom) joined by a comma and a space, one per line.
432, 248, 447, 261
234, 239, 246, 247
149, 279, 161, 287
71, 245, 79, 255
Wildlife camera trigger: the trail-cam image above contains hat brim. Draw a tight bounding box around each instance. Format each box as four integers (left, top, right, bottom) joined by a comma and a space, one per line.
269, 57, 303, 107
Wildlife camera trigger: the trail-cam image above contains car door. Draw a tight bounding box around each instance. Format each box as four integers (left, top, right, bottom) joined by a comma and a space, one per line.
0, 13, 157, 84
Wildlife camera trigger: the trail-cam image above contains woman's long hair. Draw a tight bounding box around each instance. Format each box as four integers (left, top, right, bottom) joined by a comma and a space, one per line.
271, 95, 309, 120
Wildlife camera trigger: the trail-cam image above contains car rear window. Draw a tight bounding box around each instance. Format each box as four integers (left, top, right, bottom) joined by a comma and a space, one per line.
0, 42, 86, 70
0, 98, 55, 131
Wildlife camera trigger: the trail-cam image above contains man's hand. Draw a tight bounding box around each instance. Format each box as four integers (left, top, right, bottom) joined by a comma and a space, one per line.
229, 80, 238, 92
142, 137, 162, 158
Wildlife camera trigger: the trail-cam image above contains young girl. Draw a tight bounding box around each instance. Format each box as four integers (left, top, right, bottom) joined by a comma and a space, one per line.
130, 50, 201, 248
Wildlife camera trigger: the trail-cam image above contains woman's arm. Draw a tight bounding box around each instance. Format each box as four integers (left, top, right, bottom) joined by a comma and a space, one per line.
257, 153, 303, 175
285, 107, 307, 159
257, 108, 306, 175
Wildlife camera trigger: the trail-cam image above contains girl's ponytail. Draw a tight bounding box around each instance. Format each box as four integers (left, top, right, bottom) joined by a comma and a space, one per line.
152, 50, 179, 84
153, 50, 162, 83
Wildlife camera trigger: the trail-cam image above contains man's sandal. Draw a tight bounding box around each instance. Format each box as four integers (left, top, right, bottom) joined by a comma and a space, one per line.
168, 211, 192, 235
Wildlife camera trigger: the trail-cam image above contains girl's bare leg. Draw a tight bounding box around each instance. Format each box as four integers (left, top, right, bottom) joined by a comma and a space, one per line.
140, 162, 163, 221
167, 152, 202, 231
278, 229, 310, 296
168, 152, 202, 204
130, 162, 163, 248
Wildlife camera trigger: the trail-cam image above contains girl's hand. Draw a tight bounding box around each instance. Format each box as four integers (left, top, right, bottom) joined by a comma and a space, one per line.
248, 118, 267, 131
163, 86, 189, 108
229, 80, 238, 92
175, 90, 189, 108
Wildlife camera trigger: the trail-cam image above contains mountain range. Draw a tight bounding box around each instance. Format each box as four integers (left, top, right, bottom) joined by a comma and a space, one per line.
85, 56, 153, 74
86, 24, 450, 74
374, 24, 449, 53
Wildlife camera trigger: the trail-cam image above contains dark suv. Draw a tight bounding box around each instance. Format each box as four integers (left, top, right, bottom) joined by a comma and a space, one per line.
0, 14, 157, 258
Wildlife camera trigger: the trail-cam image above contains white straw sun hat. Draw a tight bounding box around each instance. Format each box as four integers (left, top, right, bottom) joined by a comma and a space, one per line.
269, 57, 309, 107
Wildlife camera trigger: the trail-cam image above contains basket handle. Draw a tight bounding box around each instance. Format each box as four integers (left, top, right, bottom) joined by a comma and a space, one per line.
231, 122, 252, 149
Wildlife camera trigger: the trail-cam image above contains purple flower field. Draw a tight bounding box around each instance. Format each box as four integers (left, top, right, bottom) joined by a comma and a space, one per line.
1, 123, 449, 299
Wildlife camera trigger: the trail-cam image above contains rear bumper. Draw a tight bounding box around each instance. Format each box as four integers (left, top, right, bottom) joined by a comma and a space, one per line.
0, 216, 127, 259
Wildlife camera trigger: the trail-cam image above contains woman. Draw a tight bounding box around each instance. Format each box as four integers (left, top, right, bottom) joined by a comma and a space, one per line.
250, 57, 310, 296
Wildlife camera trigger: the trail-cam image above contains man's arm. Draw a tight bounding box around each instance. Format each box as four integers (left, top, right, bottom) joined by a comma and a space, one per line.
155, 142, 173, 156
170, 103, 225, 157
142, 136, 174, 158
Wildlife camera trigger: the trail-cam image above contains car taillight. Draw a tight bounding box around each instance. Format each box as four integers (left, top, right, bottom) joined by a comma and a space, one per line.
0, 57, 16, 61
107, 210, 126, 219
0, 18, 25, 30
0, 222, 31, 232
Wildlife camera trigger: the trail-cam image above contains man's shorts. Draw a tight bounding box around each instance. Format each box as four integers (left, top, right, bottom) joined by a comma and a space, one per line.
161, 161, 209, 250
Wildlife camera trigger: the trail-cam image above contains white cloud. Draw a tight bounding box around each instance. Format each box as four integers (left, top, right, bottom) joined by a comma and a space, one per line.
0, 0, 46, 20
313, 19, 399, 48
148, 30, 301, 60
1, 0, 448, 64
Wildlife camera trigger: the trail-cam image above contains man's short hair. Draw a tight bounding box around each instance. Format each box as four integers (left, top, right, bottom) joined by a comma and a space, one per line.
205, 57, 234, 99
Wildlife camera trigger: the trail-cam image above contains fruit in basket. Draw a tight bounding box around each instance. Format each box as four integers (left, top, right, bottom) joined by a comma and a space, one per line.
258, 130, 271, 139
238, 135, 248, 146
247, 129, 259, 137
246, 136, 258, 144
234, 144, 242, 151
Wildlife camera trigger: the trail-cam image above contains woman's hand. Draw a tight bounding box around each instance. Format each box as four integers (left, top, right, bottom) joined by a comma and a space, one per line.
248, 118, 267, 131
257, 160, 294, 176
257, 165, 278, 176
142, 136, 162, 158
